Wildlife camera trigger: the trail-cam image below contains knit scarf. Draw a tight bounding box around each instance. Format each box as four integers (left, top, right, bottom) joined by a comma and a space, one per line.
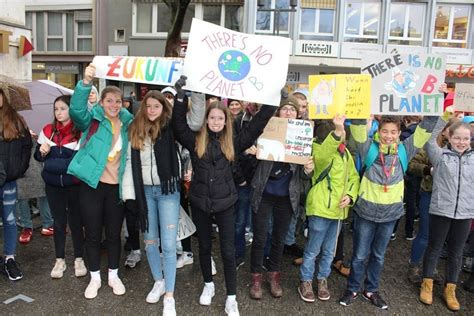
131, 124, 181, 232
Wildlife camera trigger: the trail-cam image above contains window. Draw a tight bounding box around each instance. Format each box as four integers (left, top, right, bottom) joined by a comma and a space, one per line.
255, 0, 291, 36
133, 3, 242, 36
389, 3, 426, 45
25, 10, 93, 53
433, 4, 471, 48
299, 1, 336, 41
344, 0, 381, 43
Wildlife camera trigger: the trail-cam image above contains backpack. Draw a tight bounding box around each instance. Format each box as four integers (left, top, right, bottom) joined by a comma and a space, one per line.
80, 119, 99, 149
362, 142, 408, 175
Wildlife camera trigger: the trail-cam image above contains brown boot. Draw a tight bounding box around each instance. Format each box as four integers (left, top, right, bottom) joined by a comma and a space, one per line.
443, 283, 460, 311
250, 273, 263, 300
419, 278, 433, 305
267, 271, 283, 298
333, 260, 350, 277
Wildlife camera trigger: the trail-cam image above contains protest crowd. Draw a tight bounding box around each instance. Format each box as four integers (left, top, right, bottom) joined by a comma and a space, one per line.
1, 24, 474, 316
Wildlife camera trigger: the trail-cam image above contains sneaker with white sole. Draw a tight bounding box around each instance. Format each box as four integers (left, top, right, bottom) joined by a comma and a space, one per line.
199, 283, 215, 306
163, 297, 177, 316
177, 252, 193, 269
108, 277, 126, 295
74, 258, 87, 277
146, 279, 165, 303
124, 250, 141, 268
225, 298, 240, 316
211, 257, 217, 276
84, 279, 101, 299
51, 258, 66, 279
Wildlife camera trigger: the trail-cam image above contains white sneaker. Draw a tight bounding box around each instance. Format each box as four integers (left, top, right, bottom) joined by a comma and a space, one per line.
176, 252, 193, 269
199, 283, 215, 306
74, 258, 87, 277
211, 257, 217, 276
84, 279, 101, 299
108, 277, 126, 295
51, 258, 66, 279
124, 250, 141, 268
163, 297, 176, 316
146, 279, 165, 303
225, 298, 240, 316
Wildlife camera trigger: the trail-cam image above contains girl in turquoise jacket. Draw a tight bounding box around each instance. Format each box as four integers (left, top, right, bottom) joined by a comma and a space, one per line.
298, 115, 359, 303
67, 64, 133, 300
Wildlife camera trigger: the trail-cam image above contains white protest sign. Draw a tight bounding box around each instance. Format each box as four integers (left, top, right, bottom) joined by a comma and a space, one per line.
361, 53, 446, 116
453, 83, 474, 112
257, 117, 313, 165
92, 56, 184, 86
183, 18, 291, 106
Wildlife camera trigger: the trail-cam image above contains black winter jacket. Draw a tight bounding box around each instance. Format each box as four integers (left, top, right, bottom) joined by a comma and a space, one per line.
0, 128, 32, 182
172, 96, 275, 213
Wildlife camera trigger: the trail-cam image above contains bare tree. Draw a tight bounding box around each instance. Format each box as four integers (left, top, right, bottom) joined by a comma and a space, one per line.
163, 0, 191, 57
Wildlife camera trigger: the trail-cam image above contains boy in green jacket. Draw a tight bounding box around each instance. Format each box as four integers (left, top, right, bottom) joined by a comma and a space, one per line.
298, 115, 359, 303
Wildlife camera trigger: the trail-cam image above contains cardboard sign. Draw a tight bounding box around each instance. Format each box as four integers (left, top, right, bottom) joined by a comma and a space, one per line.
183, 18, 290, 106
257, 117, 313, 165
177, 206, 196, 241
308, 74, 371, 119
361, 53, 446, 116
92, 56, 184, 86
453, 83, 474, 112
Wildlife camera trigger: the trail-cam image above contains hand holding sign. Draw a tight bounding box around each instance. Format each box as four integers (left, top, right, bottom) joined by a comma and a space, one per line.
175, 75, 187, 99
303, 157, 314, 174
333, 114, 346, 137
83, 64, 96, 85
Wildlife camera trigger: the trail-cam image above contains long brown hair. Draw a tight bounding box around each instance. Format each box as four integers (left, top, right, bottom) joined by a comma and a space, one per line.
196, 101, 234, 161
0, 88, 28, 141
129, 90, 172, 150
52, 95, 81, 140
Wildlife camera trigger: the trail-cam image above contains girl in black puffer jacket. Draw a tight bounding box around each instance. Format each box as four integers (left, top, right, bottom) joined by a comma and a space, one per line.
34, 95, 85, 280
0, 87, 32, 281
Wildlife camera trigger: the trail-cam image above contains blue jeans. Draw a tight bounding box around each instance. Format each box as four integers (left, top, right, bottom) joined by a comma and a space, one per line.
234, 184, 250, 259
284, 205, 303, 245
300, 216, 340, 281
410, 190, 431, 264
347, 212, 396, 293
1, 181, 18, 256
17, 196, 53, 229
143, 185, 180, 293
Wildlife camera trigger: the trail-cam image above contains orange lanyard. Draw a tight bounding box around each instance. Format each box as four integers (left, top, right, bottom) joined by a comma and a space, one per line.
379, 153, 398, 192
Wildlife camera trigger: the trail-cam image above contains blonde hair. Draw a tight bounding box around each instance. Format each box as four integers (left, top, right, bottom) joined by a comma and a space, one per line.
128, 90, 172, 150
196, 101, 234, 161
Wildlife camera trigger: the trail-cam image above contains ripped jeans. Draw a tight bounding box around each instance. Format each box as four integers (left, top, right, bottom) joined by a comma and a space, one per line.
1, 181, 18, 256
143, 185, 180, 293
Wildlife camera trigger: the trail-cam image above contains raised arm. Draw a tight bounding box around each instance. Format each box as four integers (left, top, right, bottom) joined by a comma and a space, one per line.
187, 92, 206, 132
69, 64, 95, 131
234, 104, 275, 153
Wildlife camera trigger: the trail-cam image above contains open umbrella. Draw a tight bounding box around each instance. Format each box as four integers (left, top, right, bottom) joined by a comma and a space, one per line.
19, 80, 74, 134
0, 74, 32, 111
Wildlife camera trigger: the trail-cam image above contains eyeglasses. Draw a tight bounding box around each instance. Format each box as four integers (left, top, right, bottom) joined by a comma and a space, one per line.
165, 94, 174, 100
451, 136, 470, 143
280, 106, 297, 113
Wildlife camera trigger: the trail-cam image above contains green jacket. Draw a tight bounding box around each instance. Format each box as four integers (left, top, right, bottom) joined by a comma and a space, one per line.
408, 149, 433, 192
305, 133, 360, 220
67, 81, 133, 195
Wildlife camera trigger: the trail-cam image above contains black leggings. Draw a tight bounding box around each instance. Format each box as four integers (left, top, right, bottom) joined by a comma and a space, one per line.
125, 208, 140, 251
45, 184, 84, 259
422, 214, 471, 284
192, 205, 236, 295
80, 182, 125, 271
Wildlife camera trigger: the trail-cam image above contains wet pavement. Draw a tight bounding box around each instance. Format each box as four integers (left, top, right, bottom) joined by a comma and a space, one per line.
1, 218, 473, 315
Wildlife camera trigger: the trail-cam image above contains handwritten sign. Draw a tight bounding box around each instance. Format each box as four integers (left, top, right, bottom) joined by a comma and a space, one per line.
454, 83, 474, 112
257, 117, 313, 165
308, 74, 371, 119
183, 18, 290, 106
92, 56, 184, 86
361, 53, 446, 116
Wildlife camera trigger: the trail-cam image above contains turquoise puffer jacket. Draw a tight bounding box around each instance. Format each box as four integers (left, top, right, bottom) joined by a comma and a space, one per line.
67, 81, 133, 196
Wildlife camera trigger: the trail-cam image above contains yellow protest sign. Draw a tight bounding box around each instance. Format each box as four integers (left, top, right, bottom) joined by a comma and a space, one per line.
308, 74, 371, 119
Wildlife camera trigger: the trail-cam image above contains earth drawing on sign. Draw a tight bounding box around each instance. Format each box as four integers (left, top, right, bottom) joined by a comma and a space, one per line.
218, 50, 251, 81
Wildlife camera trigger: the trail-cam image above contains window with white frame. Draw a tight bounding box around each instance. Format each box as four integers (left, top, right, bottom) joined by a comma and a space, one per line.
344, 0, 381, 43
433, 4, 471, 48
255, 0, 291, 36
25, 10, 92, 52
389, 2, 426, 46
133, 3, 242, 37
299, 0, 336, 41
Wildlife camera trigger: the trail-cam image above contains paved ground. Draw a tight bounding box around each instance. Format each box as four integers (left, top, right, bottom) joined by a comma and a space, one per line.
1, 217, 472, 315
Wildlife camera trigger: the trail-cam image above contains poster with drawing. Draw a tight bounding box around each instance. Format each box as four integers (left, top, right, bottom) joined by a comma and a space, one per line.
92, 56, 184, 86
453, 83, 474, 112
361, 53, 446, 116
182, 18, 291, 106
257, 117, 314, 165
308, 74, 371, 119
